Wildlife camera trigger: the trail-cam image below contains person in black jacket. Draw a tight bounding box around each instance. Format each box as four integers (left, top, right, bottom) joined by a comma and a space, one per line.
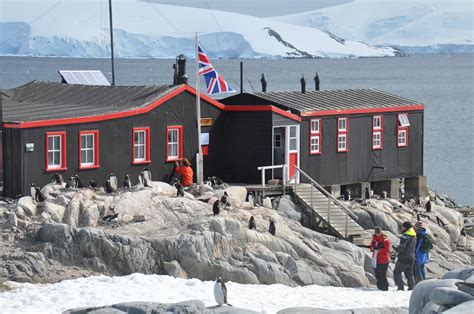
393, 221, 417, 291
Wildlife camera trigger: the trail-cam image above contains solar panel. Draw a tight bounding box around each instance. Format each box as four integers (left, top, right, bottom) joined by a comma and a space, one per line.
59, 70, 110, 86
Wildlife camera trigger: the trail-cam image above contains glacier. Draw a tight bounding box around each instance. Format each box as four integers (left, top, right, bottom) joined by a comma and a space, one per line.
272, 0, 474, 54
0, 0, 396, 59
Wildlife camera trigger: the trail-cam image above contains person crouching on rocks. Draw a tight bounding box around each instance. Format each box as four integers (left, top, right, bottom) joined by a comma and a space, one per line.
370, 226, 391, 291
393, 221, 417, 291
174, 158, 194, 187
414, 221, 431, 283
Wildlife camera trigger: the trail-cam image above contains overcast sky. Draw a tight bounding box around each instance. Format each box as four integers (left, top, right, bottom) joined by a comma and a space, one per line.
146, 0, 352, 17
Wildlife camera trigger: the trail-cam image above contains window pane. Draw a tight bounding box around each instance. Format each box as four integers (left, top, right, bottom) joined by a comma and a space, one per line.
87, 149, 93, 163
48, 151, 54, 165
54, 151, 60, 165
81, 150, 87, 163
48, 136, 54, 150
87, 135, 94, 149
290, 126, 296, 137
54, 136, 61, 150
290, 138, 297, 150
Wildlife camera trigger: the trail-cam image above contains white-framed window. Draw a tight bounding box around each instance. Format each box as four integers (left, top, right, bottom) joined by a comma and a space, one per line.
310, 119, 320, 134
398, 128, 408, 147
80, 131, 98, 167
274, 134, 281, 148
310, 135, 320, 154
373, 131, 382, 149
338, 117, 347, 132
133, 127, 150, 164
166, 126, 183, 161
373, 115, 382, 130
398, 113, 410, 127
289, 125, 297, 151
47, 135, 62, 169
337, 133, 347, 152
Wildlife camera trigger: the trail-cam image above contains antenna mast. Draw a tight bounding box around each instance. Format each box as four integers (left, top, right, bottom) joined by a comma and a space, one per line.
108, 0, 115, 86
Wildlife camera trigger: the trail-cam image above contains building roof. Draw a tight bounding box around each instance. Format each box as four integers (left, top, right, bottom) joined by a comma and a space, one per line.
225, 89, 422, 116
1, 81, 180, 123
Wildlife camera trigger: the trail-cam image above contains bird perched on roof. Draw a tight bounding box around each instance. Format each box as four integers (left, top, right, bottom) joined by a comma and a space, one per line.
214, 277, 228, 307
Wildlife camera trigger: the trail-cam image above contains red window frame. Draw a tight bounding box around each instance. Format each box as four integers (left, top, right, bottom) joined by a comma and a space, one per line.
166, 125, 183, 162
337, 117, 349, 153
309, 118, 322, 155
397, 113, 409, 148
132, 127, 151, 164
78, 130, 100, 169
45, 131, 67, 171
372, 115, 383, 150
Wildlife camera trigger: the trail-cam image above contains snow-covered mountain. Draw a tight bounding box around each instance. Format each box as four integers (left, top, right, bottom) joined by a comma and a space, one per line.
272, 0, 474, 54
0, 0, 396, 58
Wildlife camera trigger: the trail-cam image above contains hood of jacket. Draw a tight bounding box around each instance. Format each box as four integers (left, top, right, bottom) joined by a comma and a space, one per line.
404, 227, 416, 237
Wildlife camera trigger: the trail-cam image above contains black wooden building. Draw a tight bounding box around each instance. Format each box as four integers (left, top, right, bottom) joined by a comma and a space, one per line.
1, 79, 425, 198
220, 89, 425, 191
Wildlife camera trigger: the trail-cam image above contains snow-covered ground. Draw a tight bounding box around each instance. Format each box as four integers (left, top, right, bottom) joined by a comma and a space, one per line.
273, 0, 473, 53
0, 0, 395, 58
0, 273, 411, 314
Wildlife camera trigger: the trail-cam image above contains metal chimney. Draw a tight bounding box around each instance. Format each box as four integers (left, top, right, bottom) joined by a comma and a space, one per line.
314, 72, 320, 91
260, 74, 267, 92
173, 54, 189, 85
300, 75, 306, 93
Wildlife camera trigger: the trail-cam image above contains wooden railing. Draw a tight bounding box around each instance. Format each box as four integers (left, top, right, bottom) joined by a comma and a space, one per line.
291, 166, 358, 238
257, 164, 288, 188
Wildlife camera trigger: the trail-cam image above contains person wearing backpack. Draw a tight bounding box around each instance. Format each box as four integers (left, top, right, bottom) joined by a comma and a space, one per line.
414, 221, 431, 283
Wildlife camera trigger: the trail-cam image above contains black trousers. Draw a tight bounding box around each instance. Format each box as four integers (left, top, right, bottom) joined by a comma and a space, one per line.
375, 263, 389, 291
394, 259, 415, 291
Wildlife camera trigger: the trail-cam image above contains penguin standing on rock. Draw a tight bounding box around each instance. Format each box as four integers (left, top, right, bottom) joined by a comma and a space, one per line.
30, 183, 46, 202
248, 216, 256, 230
51, 173, 64, 185
343, 189, 351, 201
66, 177, 76, 189
269, 220, 276, 236
365, 186, 371, 200
213, 200, 221, 215
105, 180, 115, 194
214, 277, 228, 307
220, 191, 231, 209
173, 179, 185, 197
74, 174, 85, 188
123, 175, 132, 188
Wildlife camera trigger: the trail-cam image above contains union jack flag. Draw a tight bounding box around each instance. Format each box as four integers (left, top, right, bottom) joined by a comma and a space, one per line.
198, 45, 235, 95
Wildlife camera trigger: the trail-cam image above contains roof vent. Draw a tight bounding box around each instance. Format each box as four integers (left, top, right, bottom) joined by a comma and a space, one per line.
173, 54, 189, 85
300, 75, 306, 94
260, 74, 267, 92
314, 72, 320, 91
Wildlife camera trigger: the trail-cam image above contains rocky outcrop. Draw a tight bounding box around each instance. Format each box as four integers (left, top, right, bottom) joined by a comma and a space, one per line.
409, 267, 474, 314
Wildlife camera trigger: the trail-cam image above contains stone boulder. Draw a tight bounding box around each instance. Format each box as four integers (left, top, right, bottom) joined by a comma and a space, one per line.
274, 196, 302, 223
409, 279, 459, 314
41, 201, 66, 223
224, 186, 247, 204
17, 196, 37, 216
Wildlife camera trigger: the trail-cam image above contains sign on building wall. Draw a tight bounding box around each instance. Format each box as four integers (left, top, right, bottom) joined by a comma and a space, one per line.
200, 118, 213, 126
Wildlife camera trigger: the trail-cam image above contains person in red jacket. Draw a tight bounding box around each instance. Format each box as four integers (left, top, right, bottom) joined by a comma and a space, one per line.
370, 226, 391, 291
174, 158, 194, 187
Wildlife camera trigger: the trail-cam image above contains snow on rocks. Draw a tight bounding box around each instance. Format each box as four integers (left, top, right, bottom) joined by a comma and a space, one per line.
0, 273, 412, 314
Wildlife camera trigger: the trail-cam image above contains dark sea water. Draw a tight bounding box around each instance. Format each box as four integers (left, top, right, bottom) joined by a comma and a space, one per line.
0, 54, 473, 205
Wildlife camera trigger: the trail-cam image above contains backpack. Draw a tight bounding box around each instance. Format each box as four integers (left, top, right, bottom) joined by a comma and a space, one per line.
421, 234, 433, 253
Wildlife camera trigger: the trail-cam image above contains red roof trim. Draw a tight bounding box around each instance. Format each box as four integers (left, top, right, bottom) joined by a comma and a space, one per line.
301, 104, 424, 117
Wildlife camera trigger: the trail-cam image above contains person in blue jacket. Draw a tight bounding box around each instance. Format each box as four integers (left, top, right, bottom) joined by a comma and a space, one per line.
414, 221, 430, 283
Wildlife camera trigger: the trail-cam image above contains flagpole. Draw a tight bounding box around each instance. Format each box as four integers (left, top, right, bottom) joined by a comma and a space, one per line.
195, 32, 204, 186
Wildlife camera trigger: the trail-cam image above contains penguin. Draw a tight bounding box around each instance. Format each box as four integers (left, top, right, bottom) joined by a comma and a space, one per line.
66, 177, 76, 189
220, 191, 231, 208
102, 213, 119, 222
213, 200, 221, 215
214, 277, 228, 307
142, 168, 152, 187
381, 191, 388, 199
51, 173, 64, 185
248, 216, 256, 230
425, 200, 432, 212
247, 193, 255, 207
109, 173, 118, 190
123, 175, 132, 188
88, 180, 98, 188
105, 180, 115, 194
74, 174, 85, 188
343, 189, 351, 201
30, 183, 46, 202
173, 178, 185, 197
365, 186, 371, 200
269, 220, 276, 236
